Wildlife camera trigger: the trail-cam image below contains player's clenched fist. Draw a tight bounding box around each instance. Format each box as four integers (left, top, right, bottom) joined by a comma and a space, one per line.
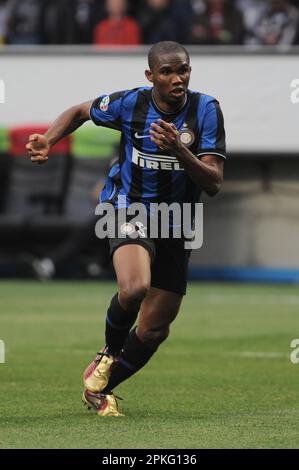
26, 134, 50, 164
150, 119, 181, 152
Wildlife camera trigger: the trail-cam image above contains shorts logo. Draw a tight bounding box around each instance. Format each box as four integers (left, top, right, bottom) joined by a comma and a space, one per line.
99, 96, 110, 112
135, 221, 147, 237
120, 222, 135, 235
179, 128, 195, 147
132, 147, 183, 171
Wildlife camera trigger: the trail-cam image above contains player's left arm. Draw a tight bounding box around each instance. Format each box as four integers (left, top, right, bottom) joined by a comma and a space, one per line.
176, 151, 224, 197
150, 99, 226, 196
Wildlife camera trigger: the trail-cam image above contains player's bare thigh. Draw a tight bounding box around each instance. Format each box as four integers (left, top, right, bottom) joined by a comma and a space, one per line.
137, 287, 183, 345
113, 244, 151, 310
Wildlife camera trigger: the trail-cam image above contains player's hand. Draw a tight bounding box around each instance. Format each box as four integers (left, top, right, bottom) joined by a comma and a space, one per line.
149, 119, 181, 153
26, 134, 50, 164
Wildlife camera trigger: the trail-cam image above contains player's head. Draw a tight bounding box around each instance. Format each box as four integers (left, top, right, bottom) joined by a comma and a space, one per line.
145, 41, 191, 107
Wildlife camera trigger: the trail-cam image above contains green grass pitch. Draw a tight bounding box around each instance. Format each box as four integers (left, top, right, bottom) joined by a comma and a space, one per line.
1, 280, 299, 449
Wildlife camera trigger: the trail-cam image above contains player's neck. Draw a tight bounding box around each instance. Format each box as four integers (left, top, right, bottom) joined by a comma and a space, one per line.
152, 90, 187, 115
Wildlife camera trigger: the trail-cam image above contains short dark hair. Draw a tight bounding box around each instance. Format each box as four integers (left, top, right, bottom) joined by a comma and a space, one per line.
148, 41, 190, 70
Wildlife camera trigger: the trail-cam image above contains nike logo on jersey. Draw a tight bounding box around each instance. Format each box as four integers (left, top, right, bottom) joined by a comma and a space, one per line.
134, 132, 151, 139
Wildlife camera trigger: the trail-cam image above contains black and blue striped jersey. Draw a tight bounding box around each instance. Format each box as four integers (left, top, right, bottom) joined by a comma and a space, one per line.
90, 86, 226, 210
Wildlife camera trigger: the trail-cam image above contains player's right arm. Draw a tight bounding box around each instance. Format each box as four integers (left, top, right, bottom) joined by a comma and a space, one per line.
26, 100, 93, 164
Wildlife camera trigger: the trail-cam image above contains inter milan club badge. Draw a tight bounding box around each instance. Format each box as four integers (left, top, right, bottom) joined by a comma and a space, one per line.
179, 125, 195, 147
100, 95, 110, 112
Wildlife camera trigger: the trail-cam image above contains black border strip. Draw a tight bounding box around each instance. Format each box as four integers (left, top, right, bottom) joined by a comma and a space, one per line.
0, 449, 297, 466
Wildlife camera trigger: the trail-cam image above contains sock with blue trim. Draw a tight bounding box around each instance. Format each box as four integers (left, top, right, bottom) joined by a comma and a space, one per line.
105, 293, 139, 356
102, 327, 157, 393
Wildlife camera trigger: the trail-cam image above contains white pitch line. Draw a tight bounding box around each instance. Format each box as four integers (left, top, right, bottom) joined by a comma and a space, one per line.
239, 351, 285, 359
202, 294, 299, 305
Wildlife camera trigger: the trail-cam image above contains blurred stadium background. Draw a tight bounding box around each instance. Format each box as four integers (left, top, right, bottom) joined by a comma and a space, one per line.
1, 0, 299, 449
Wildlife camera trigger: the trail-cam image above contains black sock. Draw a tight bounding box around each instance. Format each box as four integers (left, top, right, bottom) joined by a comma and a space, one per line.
102, 327, 157, 393
105, 293, 139, 356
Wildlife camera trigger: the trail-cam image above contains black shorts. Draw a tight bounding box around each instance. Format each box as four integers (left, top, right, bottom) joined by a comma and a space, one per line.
109, 237, 191, 296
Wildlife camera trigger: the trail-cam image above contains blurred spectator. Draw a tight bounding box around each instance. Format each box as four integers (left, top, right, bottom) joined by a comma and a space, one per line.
0, 0, 8, 45
236, 0, 268, 45
2, 0, 298, 47
173, 0, 205, 44
41, 0, 67, 44
63, 0, 105, 44
93, 0, 141, 45
187, 0, 245, 45
252, 0, 299, 45
126, 0, 143, 17
137, 0, 177, 44
6, 0, 43, 44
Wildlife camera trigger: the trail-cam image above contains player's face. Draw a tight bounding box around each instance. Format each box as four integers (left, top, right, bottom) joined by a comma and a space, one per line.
146, 53, 191, 110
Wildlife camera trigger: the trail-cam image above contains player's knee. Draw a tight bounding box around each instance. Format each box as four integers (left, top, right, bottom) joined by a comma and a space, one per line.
138, 326, 170, 349
119, 283, 149, 311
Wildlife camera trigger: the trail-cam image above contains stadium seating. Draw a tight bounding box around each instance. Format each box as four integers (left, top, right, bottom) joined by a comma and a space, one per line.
26, 126, 119, 231
27, 157, 109, 236
0, 126, 72, 263
0, 124, 119, 275
3, 126, 71, 217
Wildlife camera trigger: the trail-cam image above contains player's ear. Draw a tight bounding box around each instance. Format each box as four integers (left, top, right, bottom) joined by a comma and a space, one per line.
145, 69, 153, 83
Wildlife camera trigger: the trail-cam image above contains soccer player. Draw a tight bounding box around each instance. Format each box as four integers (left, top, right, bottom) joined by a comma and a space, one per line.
26, 41, 226, 416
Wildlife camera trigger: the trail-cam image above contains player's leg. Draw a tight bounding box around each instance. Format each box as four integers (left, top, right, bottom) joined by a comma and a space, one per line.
83, 243, 152, 394
99, 238, 189, 394
137, 287, 183, 348
83, 238, 189, 416
106, 243, 152, 355
101, 287, 183, 392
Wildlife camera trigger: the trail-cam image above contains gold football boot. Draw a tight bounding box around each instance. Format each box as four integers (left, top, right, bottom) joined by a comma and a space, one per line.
82, 389, 124, 417
83, 347, 115, 393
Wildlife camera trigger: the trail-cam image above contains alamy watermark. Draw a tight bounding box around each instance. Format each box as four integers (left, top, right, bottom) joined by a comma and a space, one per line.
290, 339, 299, 364
0, 79, 5, 104
0, 339, 5, 363
95, 196, 203, 249
290, 79, 299, 104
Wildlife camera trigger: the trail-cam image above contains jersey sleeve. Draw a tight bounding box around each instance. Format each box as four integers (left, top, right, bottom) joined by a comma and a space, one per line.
89, 91, 127, 131
197, 99, 227, 160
